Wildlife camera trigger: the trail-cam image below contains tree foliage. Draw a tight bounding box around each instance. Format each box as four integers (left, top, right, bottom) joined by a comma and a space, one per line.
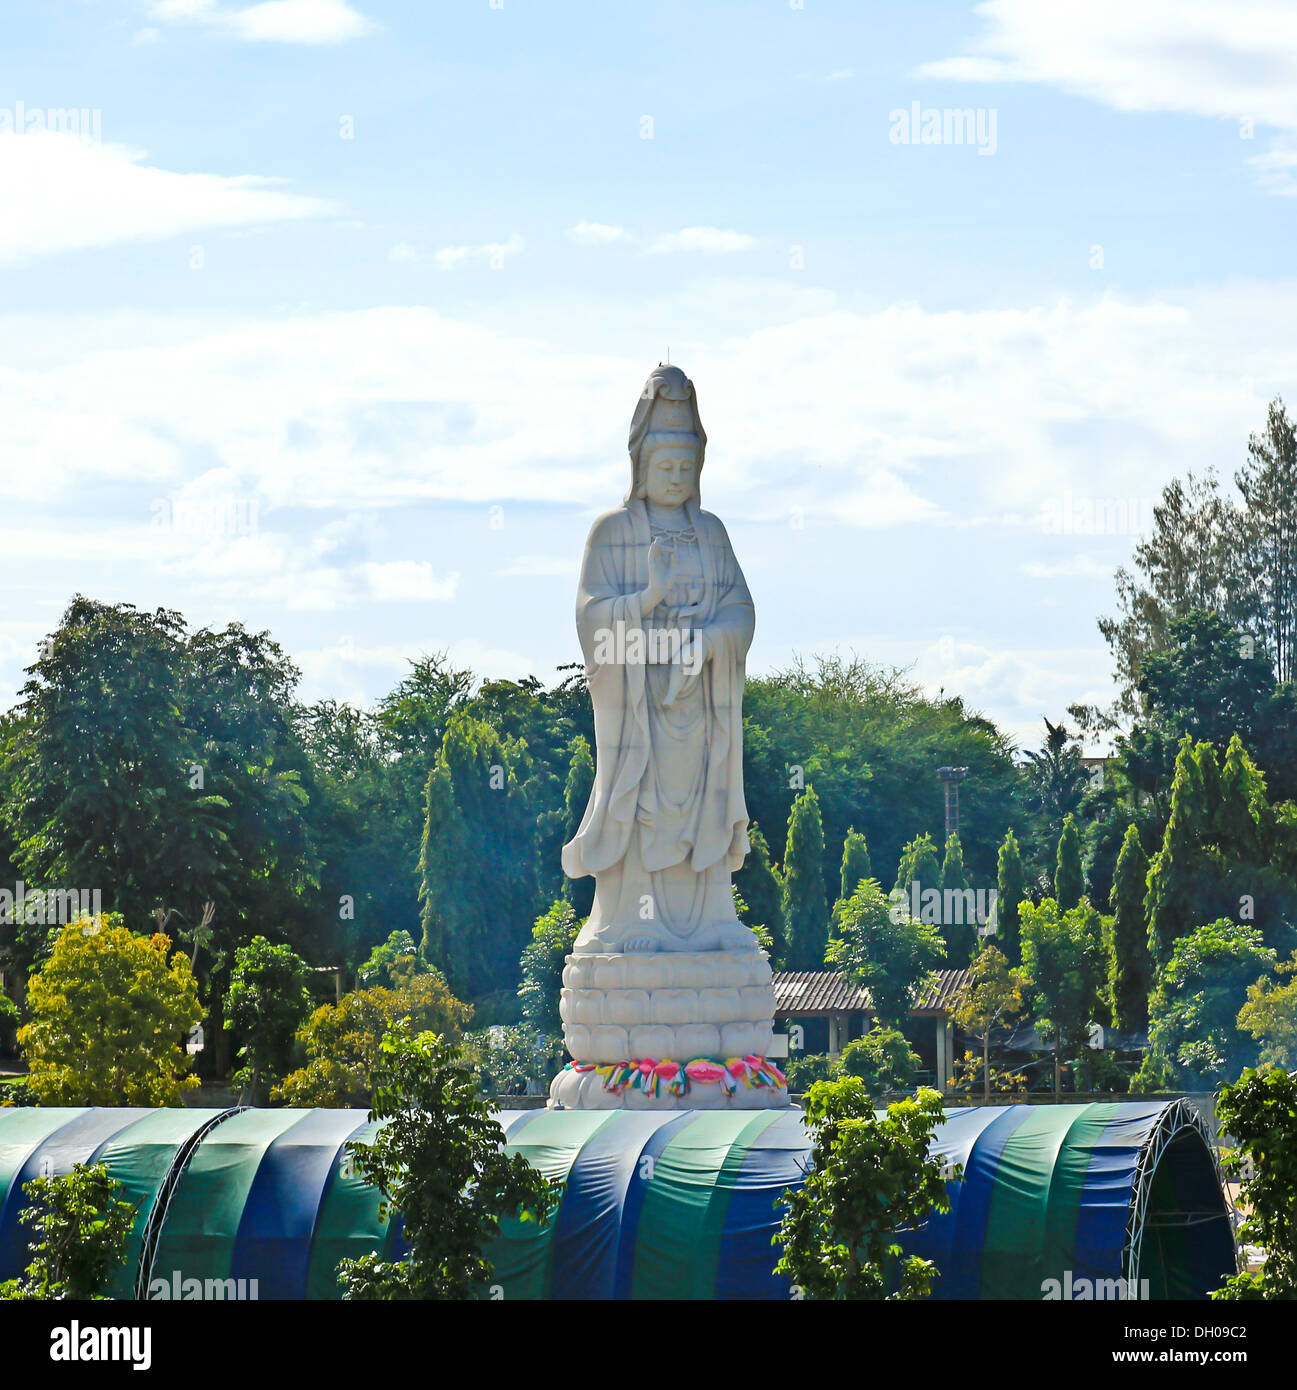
1212, 1067, 1297, 1300
774, 1080, 953, 1300
19, 915, 202, 1105
782, 786, 828, 970
273, 975, 471, 1107
0, 1163, 135, 1301
337, 1029, 560, 1300
827, 880, 946, 1028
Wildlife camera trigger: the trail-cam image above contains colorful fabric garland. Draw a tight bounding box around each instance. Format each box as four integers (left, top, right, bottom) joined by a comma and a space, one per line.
562, 1056, 787, 1099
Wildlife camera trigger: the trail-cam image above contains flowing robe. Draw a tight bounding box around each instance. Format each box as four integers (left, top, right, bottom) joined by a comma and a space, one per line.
562, 497, 755, 952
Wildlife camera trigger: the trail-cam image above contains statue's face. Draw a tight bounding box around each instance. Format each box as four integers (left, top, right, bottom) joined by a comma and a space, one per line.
643, 446, 697, 507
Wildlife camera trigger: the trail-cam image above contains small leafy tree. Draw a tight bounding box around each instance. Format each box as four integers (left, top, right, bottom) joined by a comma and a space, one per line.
837, 1026, 919, 1098
1212, 1067, 1297, 1300
273, 974, 471, 1107
1237, 955, 1297, 1069
0, 1163, 135, 1300
20, 916, 202, 1105
774, 1079, 953, 1300
832, 828, 872, 933
226, 935, 313, 1103
359, 930, 431, 989
517, 900, 581, 1039
338, 1029, 560, 1300
827, 880, 946, 1028
1019, 898, 1105, 1095
951, 945, 1025, 1102
1137, 919, 1275, 1087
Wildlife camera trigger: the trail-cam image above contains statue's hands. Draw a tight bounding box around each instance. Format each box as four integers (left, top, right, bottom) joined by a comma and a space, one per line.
640, 536, 673, 611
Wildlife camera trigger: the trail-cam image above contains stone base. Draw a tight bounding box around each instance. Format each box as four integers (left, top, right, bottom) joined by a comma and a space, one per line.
548, 1064, 790, 1111
560, 950, 776, 1063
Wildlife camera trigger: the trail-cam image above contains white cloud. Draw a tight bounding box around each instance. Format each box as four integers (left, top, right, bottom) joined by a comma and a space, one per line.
387, 241, 418, 262
648, 227, 756, 254
0, 132, 334, 265
434, 233, 524, 270
151, 0, 376, 44
567, 220, 629, 245
919, 0, 1297, 191
361, 561, 458, 602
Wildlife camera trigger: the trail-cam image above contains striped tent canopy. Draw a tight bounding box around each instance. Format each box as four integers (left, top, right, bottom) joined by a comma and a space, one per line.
0, 1100, 1235, 1300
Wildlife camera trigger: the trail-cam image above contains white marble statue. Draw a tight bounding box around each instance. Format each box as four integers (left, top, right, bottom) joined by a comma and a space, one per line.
550, 365, 788, 1110
562, 363, 757, 956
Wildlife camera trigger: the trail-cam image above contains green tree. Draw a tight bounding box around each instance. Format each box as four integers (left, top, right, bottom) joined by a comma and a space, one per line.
1140, 919, 1275, 1087
226, 935, 313, 1104
782, 787, 829, 970
358, 930, 429, 989
1237, 398, 1297, 685
337, 1029, 560, 1300
1237, 956, 1297, 1069
837, 1026, 919, 1098
1023, 718, 1090, 850
20, 915, 202, 1105
735, 822, 785, 964
1019, 898, 1106, 1095
837, 828, 872, 910
939, 832, 975, 967
1108, 824, 1152, 1031
995, 827, 1026, 962
827, 880, 946, 1028
1212, 1067, 1297, 1300
774, 1080, 953, 1300
1054, 813, 1084, 912
517, 899, 581, 1039
273, 974, 471, 1107
1145, 737, 1207, 968
0, 1163, 135, 1301
951, 945, 1024, 1102
418, 711, 539, 1001
892, 831, 941, 905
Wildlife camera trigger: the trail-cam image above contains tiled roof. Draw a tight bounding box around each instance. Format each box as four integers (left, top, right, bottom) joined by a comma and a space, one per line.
771, 971, 870, 1015
771, 968, 970, 1018
913, 968, 972, 1015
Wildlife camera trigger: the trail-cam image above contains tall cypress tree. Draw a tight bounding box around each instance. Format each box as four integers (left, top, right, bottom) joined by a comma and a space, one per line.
1055, 813, 1084, 912
1218, 732, 1265, 860
1109, 823, 1152, 1032
560, 735, 595, 918
893, 832, 941, 903
996, 828, 1026, 963
939, 833, 975, 967
782, 787, 829, 970
736, 822, 786, 965
839, 827, 872, 904
419, 712, 538, 1000
1146, 736, 1205, 970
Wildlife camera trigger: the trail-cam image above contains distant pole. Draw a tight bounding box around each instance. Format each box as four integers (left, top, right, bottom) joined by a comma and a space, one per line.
937, 766, 969, 840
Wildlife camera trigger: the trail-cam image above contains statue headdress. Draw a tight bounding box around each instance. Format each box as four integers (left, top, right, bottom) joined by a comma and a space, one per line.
626, 364, 707, 503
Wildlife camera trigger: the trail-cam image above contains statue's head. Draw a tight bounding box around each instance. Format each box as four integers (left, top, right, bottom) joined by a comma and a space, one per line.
627, 364, 707, 504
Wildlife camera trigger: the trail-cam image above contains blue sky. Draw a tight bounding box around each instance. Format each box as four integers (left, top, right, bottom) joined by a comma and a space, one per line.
4, 0, 1297, 753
